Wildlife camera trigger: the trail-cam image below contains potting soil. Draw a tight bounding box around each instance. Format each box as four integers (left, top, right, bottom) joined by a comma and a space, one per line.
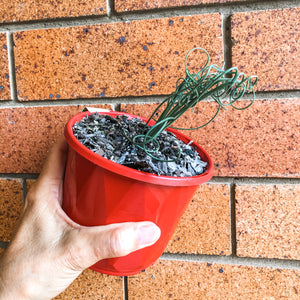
72, 113, 207, 177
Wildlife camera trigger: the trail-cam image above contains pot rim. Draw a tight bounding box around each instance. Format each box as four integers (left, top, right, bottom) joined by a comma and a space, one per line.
64, 111, 214, 186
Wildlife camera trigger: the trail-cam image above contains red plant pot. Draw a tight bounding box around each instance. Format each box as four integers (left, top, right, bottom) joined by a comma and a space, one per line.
63, 111, 213, 276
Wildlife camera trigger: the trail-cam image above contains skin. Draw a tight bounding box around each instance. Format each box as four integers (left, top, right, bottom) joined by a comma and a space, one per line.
0, 139, 161, 299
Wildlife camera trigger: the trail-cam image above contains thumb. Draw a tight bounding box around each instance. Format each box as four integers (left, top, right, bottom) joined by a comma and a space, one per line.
71, 221, 161, 270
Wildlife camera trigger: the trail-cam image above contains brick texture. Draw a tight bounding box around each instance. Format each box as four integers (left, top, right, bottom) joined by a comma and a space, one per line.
232, 8, 300, 91
14, 14, 222, 100
0, 179, 23, 242
1, 1, 300, 299
121, 98, 300, 177
0, 105, 111, 173
0, 1, 106, 23
236, 184, 300, 260
165, 183, 231, 255
0, 33, 10, 100
115, 0, 249, 12
54, 269, 123, 300
128, 260, 300, 299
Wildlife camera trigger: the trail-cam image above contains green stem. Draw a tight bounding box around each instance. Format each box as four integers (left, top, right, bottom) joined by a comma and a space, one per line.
133, 47, 258, 162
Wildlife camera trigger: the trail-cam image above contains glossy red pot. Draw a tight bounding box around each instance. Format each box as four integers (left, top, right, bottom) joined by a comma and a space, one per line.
63, 111, 213, 276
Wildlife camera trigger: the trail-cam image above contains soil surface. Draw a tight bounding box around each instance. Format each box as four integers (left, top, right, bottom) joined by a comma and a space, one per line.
73, 113, 207, 177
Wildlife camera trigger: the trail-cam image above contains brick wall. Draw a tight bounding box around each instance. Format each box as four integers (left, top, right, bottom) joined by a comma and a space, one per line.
0, 1, 299, 299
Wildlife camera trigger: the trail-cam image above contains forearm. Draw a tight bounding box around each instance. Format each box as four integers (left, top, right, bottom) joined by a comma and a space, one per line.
0, 253, 30, 300
0, 259, 58, 300
0, 243, 53, 300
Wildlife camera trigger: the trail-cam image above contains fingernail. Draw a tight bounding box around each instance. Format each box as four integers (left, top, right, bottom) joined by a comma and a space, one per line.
138, 224, 161, 247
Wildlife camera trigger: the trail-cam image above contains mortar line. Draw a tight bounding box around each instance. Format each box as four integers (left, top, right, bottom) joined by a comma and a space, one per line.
116, 90, 300, 102
0, 241, 9, 249
1, 173, 299, 185
21, 177, 27, 205
222, 13, 232, 71
0, 15, 112, 32
161, 253, 300, 271
253, 90, 300, 100
106, 0, 115, 18
114, 103, 121, 112
0, 96, 168, 109
230, 182, 237, 256
0, 173, 39, 180
0, 98, 139, 108
0, 0, 299, 32
209, 177, 300, 185
6, 32, 18, 102
0, 90, 299, 110
123, 276, 129, 300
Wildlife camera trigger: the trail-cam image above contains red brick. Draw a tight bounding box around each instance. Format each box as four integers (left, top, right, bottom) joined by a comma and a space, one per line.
236, 184, 300, 260
54, 269, 123, 299
0, 179, 23, 242
128, 260, 300, 299
116, 0, 248, 12
14, 14, 222, 100
0, 0, 106, 23
121, 98, 300, 177
0, 33, 10, 100
0, 105, 111, 173
165, 183, 231, 255
232, 8, 300, 91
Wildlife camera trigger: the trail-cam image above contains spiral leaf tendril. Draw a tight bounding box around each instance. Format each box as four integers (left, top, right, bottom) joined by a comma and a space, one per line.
131, 48, 258, 161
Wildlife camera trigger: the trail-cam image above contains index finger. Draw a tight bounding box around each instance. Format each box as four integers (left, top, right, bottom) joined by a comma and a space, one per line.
39, 137, 68, 183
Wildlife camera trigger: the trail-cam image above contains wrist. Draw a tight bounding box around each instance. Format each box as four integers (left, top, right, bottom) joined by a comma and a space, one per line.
0, 273, 44, 300
0, 252, 44, 300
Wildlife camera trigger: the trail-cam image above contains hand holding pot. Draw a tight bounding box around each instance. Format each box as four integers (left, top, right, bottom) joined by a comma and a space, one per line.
0, 138, 161, 300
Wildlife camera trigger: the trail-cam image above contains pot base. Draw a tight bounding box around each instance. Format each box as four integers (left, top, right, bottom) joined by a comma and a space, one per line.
89, 259, 158, 276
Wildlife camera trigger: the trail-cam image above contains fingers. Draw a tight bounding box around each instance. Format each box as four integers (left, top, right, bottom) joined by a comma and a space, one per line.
39, 137, 68, 182
26, 137, 68, 207
71, 222, 161, 270
101, 221, 161, 257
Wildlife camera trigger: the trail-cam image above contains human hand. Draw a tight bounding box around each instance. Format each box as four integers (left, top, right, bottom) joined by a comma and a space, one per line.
0, 138, 161, 300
